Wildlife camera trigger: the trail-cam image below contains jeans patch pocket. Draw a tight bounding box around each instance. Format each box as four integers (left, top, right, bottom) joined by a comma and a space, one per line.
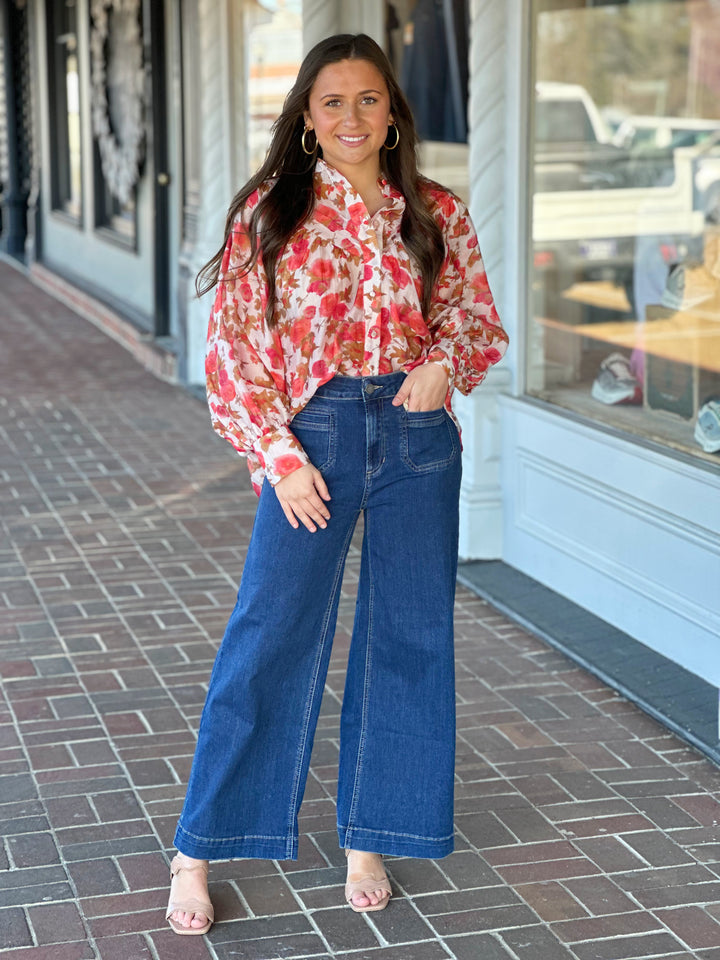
401, 408, 459, 473
290, 409, 335, 472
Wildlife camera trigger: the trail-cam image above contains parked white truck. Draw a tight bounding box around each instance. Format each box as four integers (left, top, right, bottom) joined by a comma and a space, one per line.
533, 82, 705, 324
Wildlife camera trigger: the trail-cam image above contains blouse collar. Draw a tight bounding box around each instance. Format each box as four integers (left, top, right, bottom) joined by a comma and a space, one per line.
313, 158, 405, 230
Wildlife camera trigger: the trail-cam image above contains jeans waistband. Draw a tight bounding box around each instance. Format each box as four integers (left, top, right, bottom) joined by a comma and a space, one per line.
314, 372, 406, 400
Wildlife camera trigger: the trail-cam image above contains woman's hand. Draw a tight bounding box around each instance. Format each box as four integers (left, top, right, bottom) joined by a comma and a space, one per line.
392, 363, 450, 412
274, 464, 331, 532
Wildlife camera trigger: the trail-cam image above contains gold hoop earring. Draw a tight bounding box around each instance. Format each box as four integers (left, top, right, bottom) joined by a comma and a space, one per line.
384, 122, 400, 150
301, 127, 317, 155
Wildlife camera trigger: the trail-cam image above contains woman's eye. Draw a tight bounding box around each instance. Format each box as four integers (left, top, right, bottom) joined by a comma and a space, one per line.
321, 96, 378, 107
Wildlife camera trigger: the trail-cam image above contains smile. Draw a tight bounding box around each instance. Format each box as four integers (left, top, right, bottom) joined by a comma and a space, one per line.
338, 135, 369, 144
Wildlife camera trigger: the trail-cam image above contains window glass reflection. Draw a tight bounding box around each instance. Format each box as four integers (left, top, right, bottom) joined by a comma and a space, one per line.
529, 0, 720, 463
48, 0, 82, 219
247, 0, 303, 174
390, 0, 471, 201
92, 4, 139, 244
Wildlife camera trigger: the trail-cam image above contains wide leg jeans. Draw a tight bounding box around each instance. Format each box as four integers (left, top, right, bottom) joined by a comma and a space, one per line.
174, 372, 462, 861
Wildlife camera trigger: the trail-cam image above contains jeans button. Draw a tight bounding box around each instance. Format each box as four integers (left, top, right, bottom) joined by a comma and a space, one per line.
365, 382, 380, 394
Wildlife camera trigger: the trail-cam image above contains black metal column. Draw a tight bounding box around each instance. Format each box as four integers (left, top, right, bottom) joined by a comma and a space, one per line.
0, 0, 29, 257
145, 0, 171, 337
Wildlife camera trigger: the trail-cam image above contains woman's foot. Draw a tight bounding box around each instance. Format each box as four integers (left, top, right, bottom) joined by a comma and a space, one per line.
166, 852, 214, 935
344, 848, 392, 912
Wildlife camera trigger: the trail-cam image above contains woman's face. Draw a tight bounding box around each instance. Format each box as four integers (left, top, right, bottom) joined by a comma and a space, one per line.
304, 59, 394, 182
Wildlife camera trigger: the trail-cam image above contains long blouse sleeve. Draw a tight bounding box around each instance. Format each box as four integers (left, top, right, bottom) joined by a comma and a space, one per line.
205, 192, 310, 493
206, 164, 508, 495
422, 189, 508, 394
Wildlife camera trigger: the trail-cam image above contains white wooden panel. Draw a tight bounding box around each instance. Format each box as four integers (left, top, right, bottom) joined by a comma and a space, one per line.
470, 52, 506, 123
471, 1, 506, 62
458, 0, 512, 558
474, 164, 506, 210
186, 0, 248, 385
43, 200, 154, 318
501, 396, 720, 685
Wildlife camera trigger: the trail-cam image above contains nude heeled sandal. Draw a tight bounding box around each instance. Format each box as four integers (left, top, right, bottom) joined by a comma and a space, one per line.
344, 848, 392, 912
166, 855, 214, 936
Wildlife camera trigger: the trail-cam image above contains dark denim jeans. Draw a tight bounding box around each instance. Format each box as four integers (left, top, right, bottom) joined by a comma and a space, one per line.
174, 372, 462, 860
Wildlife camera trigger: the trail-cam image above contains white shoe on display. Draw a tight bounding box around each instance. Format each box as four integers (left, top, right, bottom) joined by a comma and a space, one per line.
591, 353, 643, 405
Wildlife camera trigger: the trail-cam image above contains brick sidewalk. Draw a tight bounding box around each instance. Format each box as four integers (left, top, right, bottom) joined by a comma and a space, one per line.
1, 258, 720, 960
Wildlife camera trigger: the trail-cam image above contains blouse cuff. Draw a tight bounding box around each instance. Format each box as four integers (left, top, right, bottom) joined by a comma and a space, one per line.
253, 425, 310, 486
425, 348, 457, 388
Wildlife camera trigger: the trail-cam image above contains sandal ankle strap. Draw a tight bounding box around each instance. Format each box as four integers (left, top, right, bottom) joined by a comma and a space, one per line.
170, 855, 209, 877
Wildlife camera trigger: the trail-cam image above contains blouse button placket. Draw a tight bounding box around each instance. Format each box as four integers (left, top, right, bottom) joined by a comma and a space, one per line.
363, 222, 382, 377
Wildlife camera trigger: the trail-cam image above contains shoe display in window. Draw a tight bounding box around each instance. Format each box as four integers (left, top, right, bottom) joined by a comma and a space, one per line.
591, 352, 643, 405
661, 262, 719, 312
694, 398, 720, 453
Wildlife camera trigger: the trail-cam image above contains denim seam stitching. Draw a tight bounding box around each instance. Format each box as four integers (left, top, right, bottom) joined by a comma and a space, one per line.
176, 825, 289, 843
336, 824, 455, 842
369, 400, 387, 477
291, 410, 336, 472
327, 410, 337, 471
401, 413, 458, 474
345, 515, 375, 841
290, 411, 330, 426
286, 513, 358, 855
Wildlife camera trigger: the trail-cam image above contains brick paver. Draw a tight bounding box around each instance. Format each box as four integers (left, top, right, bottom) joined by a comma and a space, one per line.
1, 257, 719, 959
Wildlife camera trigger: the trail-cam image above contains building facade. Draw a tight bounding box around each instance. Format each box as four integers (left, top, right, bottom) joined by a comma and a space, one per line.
470, 0, 719, 738
1, 0, 718, 743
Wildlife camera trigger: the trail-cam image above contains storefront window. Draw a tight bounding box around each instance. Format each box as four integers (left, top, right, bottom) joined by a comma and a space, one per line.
247, 0, 303, 174
94, 149, 136, 243
390, 0, 471, 200
90, 1, 142, 245
47, 0, 82, 220
529, 0, 720, 464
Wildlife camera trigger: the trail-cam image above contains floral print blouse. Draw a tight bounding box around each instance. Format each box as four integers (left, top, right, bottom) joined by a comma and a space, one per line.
206, 159, 508, 494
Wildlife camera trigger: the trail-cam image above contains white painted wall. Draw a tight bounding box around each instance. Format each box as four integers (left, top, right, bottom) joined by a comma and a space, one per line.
455, 0, 528, 558
184, 0, 254, 385
303, 0, 384, 52
480, 0, 720, 690
501, 397, 720, 686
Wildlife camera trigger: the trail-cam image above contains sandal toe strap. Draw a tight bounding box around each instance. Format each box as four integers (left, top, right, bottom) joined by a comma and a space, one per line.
166, 897, 214, 922
345, 874, 392, 902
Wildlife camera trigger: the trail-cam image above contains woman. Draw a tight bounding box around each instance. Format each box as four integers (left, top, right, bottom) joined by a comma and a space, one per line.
166, 33, 508, 935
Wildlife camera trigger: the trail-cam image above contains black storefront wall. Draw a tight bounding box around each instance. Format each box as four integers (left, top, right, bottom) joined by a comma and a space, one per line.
400, 0, 469, 143
0, 0, 32, 257
145, 0, 171, 338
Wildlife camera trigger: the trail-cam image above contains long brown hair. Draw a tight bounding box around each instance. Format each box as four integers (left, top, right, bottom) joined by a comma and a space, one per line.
196, 33, 446, 327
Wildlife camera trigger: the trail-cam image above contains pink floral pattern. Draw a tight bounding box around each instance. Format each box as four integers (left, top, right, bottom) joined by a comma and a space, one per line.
207, 160, 508, 494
